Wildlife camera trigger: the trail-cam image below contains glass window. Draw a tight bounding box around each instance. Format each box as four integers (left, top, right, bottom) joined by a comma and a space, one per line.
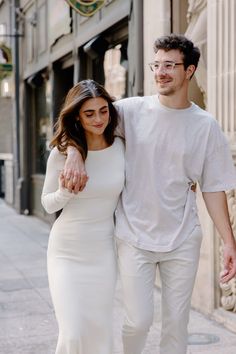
104, 43, 128, 100
35, 76, 51, 174
0, 77, 13, 97
0, 23, 6, 36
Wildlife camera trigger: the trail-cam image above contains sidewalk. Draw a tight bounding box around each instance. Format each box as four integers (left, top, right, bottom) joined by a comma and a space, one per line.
0, 198, 236, 354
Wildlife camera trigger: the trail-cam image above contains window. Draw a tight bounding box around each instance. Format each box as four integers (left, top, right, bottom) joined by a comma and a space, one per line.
0, 23, 6, 36
104, 43, 127, 100
34, 75, 51, 174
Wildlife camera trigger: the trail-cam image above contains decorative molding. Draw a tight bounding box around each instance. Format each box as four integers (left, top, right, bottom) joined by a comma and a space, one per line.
219, 190, 236, 312
226, 190, 236, 233
65, 0, 105, 17
207, 0, 236, 142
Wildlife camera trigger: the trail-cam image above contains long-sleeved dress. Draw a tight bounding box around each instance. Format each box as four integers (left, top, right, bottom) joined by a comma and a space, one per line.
41, 137, 125, 354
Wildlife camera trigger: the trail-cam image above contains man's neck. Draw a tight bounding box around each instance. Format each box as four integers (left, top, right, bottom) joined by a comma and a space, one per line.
158, 94, 191, 110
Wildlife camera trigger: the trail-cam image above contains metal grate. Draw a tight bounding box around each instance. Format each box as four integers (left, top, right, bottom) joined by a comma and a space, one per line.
188, 333, 220, 345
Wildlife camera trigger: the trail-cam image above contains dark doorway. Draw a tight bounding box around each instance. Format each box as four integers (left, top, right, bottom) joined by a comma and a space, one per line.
53, 62, 74, 124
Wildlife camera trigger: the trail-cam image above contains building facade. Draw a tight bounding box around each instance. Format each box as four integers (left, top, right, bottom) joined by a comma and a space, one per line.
143, 0, 236, 333
1, 0, 235, 332
0, 0, 14, 205
17, 0, 138, 223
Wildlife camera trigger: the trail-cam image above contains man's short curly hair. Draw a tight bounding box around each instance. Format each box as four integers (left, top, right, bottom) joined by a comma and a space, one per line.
153, 34, 200, 71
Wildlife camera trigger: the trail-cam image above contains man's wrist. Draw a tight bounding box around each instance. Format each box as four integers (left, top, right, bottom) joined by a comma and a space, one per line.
223, 235, 236, 247
67, 146, 82, 158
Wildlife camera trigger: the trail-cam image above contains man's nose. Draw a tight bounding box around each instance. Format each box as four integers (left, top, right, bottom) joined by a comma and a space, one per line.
156, 64, 166, 74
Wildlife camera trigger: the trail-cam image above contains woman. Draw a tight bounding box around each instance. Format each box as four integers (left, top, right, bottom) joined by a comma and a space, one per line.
41, 80, 125, 354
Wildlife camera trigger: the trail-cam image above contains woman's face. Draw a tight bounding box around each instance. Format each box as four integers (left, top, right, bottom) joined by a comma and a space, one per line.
78, 97, 109, 136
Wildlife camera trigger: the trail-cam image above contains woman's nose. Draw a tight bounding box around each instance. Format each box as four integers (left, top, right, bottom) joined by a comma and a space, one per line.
94, 113, 103, 122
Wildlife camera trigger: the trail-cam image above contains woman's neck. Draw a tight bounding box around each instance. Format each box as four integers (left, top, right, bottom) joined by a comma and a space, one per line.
86, 134, 108, 151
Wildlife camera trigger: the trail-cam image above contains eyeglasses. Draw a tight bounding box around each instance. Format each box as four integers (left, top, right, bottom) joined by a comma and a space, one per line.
149, 61, 184, 72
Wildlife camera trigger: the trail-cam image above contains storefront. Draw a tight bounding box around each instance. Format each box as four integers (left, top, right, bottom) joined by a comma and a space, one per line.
19, 0, 141, 220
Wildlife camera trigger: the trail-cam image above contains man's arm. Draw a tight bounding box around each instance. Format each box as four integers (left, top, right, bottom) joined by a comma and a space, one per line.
202, 191, 236, 283
113, 101, 125, 139
63, 146, 88, 193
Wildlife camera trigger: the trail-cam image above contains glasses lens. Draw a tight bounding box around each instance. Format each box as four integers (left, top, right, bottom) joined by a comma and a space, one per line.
149, 62, 175, 72
163, 62, 174, 71
149, 63, 154, 71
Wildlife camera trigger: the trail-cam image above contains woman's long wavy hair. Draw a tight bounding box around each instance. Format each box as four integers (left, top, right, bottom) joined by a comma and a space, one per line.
50, 79, 118, 160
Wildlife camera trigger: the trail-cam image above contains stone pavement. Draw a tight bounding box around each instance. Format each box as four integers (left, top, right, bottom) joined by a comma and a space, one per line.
0, 198, 236, 354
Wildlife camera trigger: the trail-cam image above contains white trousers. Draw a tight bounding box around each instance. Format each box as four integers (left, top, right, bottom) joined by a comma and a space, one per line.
117, 226, 202, 354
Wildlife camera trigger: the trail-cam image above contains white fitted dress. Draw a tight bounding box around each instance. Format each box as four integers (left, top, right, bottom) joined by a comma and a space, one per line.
41, 138, 125, 354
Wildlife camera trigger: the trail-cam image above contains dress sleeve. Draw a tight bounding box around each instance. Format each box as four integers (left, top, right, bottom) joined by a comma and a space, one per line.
41, 147, 74, 214
199, 120, 236, 192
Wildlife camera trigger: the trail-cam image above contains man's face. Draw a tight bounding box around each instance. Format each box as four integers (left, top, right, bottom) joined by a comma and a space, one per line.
153, 49, 189, 96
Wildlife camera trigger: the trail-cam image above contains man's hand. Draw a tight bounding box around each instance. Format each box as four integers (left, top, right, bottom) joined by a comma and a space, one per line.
63, 146, 88, 193
220, 243, 236, 283
203, 191, 236, 283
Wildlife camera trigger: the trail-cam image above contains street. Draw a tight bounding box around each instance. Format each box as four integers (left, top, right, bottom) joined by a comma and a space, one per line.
0, 199, 236, 354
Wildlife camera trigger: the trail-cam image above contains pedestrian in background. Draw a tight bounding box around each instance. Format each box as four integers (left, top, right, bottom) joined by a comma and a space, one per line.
41, 80, 125, 354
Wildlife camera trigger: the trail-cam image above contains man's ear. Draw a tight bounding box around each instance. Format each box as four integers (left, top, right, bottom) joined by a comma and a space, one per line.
186, 64, 196, 79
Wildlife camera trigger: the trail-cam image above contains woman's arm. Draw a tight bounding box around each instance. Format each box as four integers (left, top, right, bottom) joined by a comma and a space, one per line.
41, 148, 74, 214
202, 191, 236, 283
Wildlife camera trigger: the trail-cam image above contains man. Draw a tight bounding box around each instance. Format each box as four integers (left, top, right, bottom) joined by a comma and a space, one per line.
63, 35, 236, 354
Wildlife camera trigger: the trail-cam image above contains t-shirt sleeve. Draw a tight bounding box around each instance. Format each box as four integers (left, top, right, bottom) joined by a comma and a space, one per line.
114, 100, 125, 138
41, 147, 74, 214
199, 120, 236, 192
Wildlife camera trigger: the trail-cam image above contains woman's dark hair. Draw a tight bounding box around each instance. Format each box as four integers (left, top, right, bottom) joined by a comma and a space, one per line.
50, 79, 118, 160
154, 34, 200, 75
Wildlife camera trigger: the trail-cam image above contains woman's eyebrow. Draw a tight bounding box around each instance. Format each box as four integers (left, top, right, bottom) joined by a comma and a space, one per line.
83, 109, 94, 113
83, 105, 108, 113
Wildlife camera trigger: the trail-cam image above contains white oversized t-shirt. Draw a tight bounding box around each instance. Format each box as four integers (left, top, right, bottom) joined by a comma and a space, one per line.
114, 96, 236, 252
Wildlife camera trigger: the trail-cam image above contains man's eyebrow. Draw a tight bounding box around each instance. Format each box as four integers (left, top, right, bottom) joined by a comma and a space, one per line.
154, 60, 174, 63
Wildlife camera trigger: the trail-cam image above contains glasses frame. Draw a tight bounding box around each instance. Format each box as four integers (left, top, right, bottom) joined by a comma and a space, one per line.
148, 61, 184, 72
